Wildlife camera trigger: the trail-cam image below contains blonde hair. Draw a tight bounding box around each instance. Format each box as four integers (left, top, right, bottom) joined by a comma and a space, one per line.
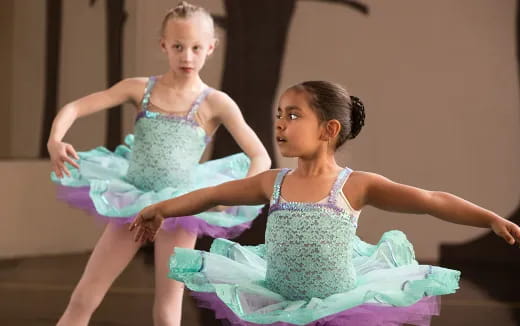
160, 1, 215, 37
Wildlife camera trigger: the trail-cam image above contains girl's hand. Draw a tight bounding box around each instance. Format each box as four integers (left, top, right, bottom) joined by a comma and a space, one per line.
48, 140, 80, 178
490, 217, 520, 245
208, 205, 231, 212
129, 205, 164, 243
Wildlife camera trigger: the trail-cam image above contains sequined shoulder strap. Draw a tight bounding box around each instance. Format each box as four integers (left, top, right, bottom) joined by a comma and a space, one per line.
270, 168, 291, 205
186, 87, 213, 121
140, 76, 157, 111
328, 167, 353, 206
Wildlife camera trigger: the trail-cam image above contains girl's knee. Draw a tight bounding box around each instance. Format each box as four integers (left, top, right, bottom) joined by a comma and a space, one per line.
153, 302, 182, 326
67, 288, 103, 314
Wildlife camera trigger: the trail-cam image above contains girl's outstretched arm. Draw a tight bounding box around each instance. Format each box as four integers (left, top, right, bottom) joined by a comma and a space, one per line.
130, 170, 277, 242
48, 78, 145, 178
212, 92, 271, 175
355, 172, 520, 245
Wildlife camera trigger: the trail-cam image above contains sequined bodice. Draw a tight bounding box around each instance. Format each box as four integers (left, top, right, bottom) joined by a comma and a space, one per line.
265, 168, 359, 300
125, 76, 212, 191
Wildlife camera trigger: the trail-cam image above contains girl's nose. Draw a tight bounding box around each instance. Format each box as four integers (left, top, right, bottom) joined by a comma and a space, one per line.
276, 119, 285, 130
182, 50, 193, 62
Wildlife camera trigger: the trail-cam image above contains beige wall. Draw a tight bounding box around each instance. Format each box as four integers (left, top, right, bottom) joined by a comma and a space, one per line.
57, 1, 107, 151
8, 0, 139, 157
1, 0, 519, 261
10, 0, 46, 158
0, 162, 103, 258
9, 0, 106, 157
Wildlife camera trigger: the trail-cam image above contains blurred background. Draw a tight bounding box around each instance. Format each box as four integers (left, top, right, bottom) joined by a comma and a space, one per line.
0, 0, 519, 325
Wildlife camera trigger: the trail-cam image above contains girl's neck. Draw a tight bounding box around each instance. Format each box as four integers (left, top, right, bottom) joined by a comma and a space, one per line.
161, 71, 205, 92
295, 154, 341, 177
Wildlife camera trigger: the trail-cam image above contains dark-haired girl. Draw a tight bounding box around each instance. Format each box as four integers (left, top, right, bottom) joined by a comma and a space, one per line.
130, 81, 520, 326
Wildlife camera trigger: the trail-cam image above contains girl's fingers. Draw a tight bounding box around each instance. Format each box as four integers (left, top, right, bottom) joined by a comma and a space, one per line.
143, 230, 152, 243
132, 227, 139, 242
139, 232, 147, 244
134, 226, 145, 242
143, 227, 152, 241
67, 145, 80, 160
496, 222, 520, 245
130, 216, 162, 242
129, 217, 140, 231
53, 164, 62, 178
151, 230, 159, 242
64, 156, 80, 169
141, 226, 154, 243
140, 229, 149, 243
500, 228, 515, 245
142, 226, 158, 242
62, 164, 71, 177
56, 162, 68, 177
510, 223, 520, 242
56, 160, 71, 177
141, 228, 149, 243
144, 229, 154, 243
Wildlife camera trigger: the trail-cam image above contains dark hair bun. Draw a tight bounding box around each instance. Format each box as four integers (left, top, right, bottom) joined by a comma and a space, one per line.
348, 96, 365, 139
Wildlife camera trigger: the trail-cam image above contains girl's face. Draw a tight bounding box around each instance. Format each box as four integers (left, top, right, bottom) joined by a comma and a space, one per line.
160, 15, 215, 77
275, 89, 328, 157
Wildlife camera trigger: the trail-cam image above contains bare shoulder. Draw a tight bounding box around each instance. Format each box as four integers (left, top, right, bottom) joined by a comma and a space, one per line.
349, 170, 385, 182
115, 77, 148, 90
121, 77, 148, 96
259, 169, 281, 184
343, 170, 386, 209
206, 89, 240, 112
255, 169, 283, 197
344, 170, 388, 191
109, 77, 149, 105
345, 170, 394, 193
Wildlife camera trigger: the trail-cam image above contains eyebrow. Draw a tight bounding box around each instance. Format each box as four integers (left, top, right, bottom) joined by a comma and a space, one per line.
278, 105, 302, 112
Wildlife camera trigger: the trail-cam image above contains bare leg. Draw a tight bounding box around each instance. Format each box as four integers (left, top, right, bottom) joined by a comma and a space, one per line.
57, 222, 141, 326
153, 227, 197, 326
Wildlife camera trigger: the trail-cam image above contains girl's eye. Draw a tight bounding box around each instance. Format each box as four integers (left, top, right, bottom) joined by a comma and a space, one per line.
174, 44, 183, 50
275, 113, 298, 120
193, 45, 201, 51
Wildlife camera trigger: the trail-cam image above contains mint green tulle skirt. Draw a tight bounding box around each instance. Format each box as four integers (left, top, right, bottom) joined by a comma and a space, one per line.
169, 231, 460, 325
51, 134, 263, 237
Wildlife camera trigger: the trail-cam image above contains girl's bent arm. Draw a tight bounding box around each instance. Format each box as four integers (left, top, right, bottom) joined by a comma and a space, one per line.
213, 92, 271, 176
48, 78, 144, 143
48, 78, 145, 177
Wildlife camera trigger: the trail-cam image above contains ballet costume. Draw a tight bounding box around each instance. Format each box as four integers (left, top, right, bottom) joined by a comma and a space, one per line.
52, 76, 262, 237
169, 167, 460, 325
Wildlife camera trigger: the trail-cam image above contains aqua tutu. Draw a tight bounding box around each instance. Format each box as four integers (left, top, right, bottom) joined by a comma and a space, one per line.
51, 76, 263, 237
169, 168, 460, 325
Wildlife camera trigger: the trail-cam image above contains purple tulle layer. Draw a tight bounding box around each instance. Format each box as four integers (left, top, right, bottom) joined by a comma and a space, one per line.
56, 185, 253, 238
191, 292, 440, 326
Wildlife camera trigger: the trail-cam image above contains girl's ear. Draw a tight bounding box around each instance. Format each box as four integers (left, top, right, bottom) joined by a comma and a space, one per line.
320, 120, 341, 142
160, 38, 167, 53
323, 120, 341, 141
207, 38, 218, 57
